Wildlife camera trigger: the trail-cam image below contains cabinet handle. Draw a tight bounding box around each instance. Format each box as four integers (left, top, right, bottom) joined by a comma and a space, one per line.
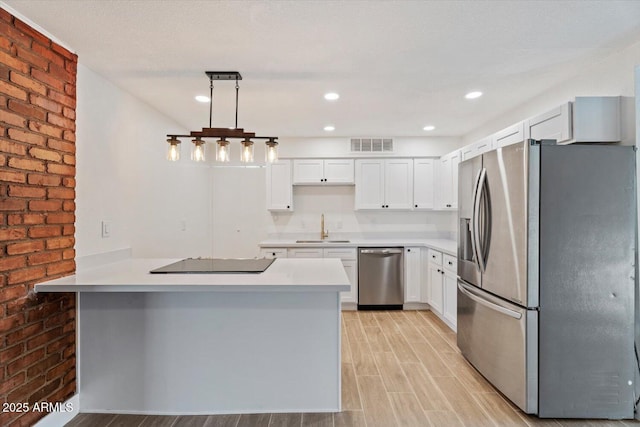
407, 249, 411, 252
272, 252, 276, 256
437, 269, 441, 273
448, 261, 453, 265
441, 271, 445, 275
415, 204, 418, 208
286, 205, 290, 209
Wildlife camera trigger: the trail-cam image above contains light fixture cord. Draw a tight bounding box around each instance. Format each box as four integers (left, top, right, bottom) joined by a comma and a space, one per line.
209, 76, 214, 128
235, 77, 239, 129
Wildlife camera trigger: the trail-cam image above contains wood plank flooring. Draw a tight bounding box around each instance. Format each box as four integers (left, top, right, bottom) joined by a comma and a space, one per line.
66, 310, 639, 427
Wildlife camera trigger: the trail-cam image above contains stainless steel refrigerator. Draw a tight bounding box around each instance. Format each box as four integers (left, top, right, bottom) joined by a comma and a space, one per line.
457, 139, 636, 419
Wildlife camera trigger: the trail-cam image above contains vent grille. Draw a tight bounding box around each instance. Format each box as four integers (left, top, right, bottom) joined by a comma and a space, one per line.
351, 138, 394, 153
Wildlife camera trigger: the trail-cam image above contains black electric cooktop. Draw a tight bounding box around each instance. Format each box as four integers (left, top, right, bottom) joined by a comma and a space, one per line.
149, 258, 275, 274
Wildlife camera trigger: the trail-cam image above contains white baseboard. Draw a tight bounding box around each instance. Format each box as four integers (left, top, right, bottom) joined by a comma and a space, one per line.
33, 394, 79, 427
402, 302, 430, 310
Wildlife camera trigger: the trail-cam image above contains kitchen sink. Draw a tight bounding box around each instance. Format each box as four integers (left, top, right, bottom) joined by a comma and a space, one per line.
295, 240, 350, 243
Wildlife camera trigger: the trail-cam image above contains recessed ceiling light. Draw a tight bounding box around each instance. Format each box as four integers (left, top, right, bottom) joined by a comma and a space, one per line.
324, 92, 340, 101
465, 91, 483, 100
324, 125, 335, 132
423, 125, 435, 131
195, 95, 210, 103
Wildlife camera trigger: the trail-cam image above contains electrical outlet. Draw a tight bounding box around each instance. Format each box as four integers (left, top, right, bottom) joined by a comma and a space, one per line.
101, 220, 111, 238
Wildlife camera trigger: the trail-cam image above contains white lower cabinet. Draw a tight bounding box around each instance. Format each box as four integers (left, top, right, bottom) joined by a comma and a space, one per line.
428, 262, 444, 315
287, 248, 323, 258
404, 247, 421, 303
425, 249, 457, 331
340, 260, 357, 305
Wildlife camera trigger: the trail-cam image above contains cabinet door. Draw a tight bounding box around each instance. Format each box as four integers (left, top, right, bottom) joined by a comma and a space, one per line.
293, 159, 324, 184
355, 159, 385, 210
527, 102, 572, 143
324, 159, 354, 184
404, 247, 421, 303
287, 248, 323, 258
413, 159, 435, 209
450, 151, 460, 209
260, 248, 288, 259
493, 122, 524, 149
420, 248, 430, 303
266, 160, 293, 211
437, 155, 453, 209
428, 263, 444, 315
443, 270, 457, 330
341, 260, 358, 304
384, 159, 413, 209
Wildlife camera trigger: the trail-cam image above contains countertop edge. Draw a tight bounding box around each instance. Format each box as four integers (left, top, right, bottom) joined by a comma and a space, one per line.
259, 239, 457, 256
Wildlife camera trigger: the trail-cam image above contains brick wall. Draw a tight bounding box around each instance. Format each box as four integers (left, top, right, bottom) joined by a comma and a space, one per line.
0, 9, 77, 427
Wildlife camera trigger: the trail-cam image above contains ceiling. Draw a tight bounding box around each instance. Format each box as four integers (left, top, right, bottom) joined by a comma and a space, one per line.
4, 0, 640, 138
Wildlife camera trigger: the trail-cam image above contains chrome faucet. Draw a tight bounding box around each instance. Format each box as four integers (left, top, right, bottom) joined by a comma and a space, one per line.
321, 214, 329, 240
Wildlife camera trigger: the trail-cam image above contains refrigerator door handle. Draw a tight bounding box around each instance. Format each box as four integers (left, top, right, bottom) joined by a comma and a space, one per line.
458, 282, 522, 319
473, 168, 487, 272
470, 168, 482, 272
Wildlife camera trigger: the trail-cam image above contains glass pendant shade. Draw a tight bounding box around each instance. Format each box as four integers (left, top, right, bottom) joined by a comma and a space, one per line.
240, 139, 254, 163
167, 138, 181, 161
216, 138, 230, 162
265, 139, 278, 163
191, 138, 206, 162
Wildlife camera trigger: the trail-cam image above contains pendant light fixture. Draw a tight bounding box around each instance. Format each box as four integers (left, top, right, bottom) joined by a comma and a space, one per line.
166, 71, 278, 163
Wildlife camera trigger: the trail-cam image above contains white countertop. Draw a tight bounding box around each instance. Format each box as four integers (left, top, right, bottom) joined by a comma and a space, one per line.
35, 258, 351, 293
259, 238, 457, 256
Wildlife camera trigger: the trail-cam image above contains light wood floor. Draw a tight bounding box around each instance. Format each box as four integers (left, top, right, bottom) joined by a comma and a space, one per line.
66, 310, 639, 427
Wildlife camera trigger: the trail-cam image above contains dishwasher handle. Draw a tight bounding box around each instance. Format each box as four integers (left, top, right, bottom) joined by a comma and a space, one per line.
360, 248, 403, 255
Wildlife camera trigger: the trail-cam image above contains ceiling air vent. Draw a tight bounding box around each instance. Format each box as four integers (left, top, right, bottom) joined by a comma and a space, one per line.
350, 138, 394, 153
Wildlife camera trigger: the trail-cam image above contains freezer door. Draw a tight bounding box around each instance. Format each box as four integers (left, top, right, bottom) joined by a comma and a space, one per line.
457, 281, 538, 414
457, 156, 482, 287
480, 142, 531, 306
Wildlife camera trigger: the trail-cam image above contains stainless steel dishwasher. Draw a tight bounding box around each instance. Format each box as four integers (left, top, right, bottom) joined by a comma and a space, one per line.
358, 248, 404, 309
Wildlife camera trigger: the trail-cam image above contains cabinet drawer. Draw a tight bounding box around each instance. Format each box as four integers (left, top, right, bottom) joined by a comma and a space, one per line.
323, 248, 357, 260
428, 249, 442, 266
261, 248, 288, 259
287, 248, 324, 258
443, 254, 457, 273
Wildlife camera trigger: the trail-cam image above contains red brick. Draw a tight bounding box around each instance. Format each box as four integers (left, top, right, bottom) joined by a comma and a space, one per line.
46, 260, 74, 276
5, 321, 43, 345
28, 251, 62, 265
8, 266, 46, 284
47, 187, 74, 199
0, 312, 25, 332
45, 237, 73, 250
0, 109, 27, 127
62, 154, 75, 165
7, 128, 46, 146
8, 99, 47, 121
7, 376, 45, 402
0, 227, 27, 241
10, 71, 47, 95
0, 79, 28, 101
45, 333, 72, 355
0, 255, 26, 271
65, 58, 77, 75
47, 163, 74, 176
62, 368, 75, 385
0, 343, 24, 364
27, 173, 60, 186
0, 48, 30, 73
48, 63, 73, 83
30, 68, 65, 92
0, 372, 26, 396
26, 325, 63, 349
0, 138, 27, 155
62, 177, 75, 187
51, 43, 75, 61
23, 213, 45, 224
45, 212, 74, 224
8, 157, 45, 172
8, 185, 46, 198
61, 249, 74, 260
47, 113, 74, 130
62, 201, 74, 212
30, 94, 63, 114
29, 377, 61, 403
13, 19, 50, 47
29, 146, 62, 162
0, 35, 10, 51
0, 198, 26, 210
0, 284, 26, 302
47, 138, 73, 153
28, 200, 62, 211
45, 310, 73, 329
7, 213, 22, 225
0, 152, 5, 165
48, 90, 75, 109
45, 356, 73, 381
7, 240, 45, 255
27, 353, 60, 378
62, 107, 75, 120
7, 348, 45, 377
62, 224, 74, 236
29, 120, 63, 138
28, 226, 61, 238
62, 130, 75, 142
0, 9, 13, 23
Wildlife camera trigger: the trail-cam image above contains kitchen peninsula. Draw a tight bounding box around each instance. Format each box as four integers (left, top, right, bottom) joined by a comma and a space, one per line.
35, 258, 349, 415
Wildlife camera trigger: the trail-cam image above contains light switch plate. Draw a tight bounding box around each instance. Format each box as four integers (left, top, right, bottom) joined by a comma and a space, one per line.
101, 220, 111, 238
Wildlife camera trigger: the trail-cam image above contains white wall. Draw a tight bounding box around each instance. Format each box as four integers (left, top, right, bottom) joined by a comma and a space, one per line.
464, 38, 640, 145
76, 65, 213, 258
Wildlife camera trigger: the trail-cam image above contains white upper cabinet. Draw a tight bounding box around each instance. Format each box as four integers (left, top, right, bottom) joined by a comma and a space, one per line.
413, 159, 435, 209
436, 150, 459, 210
527, 102, 573, 143
355, 159, 413, 210
461, 137, 492, 161
572, 96, 621, 142
266, 160, 293, 211
293, 159, 354, 185
492, 122, 525, 149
